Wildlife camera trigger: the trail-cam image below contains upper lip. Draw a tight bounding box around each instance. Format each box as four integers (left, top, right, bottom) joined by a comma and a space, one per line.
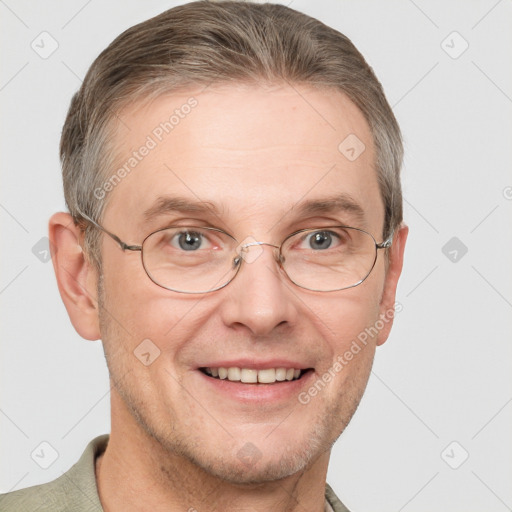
197, 359, 312, 370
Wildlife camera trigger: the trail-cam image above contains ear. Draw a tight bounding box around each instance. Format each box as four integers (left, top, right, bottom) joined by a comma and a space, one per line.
376, 223, 408, 346
49, 212, 101, 341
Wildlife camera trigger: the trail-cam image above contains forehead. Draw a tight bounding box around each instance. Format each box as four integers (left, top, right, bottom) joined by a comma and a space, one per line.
104, 83, 383, 236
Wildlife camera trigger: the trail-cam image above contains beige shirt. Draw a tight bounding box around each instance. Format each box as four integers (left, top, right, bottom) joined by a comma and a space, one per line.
0, 435, 351, 511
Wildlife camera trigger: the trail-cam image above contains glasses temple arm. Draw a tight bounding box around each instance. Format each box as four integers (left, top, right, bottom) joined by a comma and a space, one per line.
76, 211, 142, 252
376, 232, 394, 250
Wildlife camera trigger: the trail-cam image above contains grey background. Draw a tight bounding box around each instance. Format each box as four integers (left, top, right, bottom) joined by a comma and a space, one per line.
1, 1, 511, 510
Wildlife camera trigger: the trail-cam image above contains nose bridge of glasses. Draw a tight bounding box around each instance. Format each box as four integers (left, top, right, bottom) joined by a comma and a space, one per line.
234, 239, 282, 266
238, 240, 279, 252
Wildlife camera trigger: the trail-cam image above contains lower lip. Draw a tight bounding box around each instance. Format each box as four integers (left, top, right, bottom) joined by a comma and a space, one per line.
197, 370, 315, 403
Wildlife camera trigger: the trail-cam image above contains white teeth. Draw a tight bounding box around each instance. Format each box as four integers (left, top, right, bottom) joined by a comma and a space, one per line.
275, 368, 287, 381
227, 367, 241, 381
258, 368, 275, 383
240, 368, 258, 383
203, 366, 304, 384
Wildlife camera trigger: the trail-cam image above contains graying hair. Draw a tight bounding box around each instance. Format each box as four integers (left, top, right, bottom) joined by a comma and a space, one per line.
60, 0, 403, 269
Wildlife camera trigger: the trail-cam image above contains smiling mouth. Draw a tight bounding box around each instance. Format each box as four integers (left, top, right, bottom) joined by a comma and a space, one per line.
200, 367, 312, 384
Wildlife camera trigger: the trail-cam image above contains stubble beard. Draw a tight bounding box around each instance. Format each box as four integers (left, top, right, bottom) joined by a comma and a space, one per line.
96, 274, 372, 486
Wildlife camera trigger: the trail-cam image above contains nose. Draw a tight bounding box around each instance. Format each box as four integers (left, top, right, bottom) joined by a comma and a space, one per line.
218, 243, 299, 337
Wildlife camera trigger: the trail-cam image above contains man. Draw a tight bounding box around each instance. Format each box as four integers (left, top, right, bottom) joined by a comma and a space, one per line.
1, 1, 407, 510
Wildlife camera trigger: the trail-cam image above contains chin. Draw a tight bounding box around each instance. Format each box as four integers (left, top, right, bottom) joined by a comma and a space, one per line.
188, 447, 315, 485
174, 420, 335, 485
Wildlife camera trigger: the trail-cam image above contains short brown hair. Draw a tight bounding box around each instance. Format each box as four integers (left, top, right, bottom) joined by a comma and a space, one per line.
60, 0, 403, 268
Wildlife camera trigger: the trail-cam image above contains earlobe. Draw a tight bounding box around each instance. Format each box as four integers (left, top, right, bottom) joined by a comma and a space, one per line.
49, 212, 101, 341
376, 223, 408, 346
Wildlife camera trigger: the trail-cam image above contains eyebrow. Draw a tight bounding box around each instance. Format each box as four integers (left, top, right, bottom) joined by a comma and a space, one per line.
142, 196, 222, 224
141, 193, 367, 227
292, 194, 367, 225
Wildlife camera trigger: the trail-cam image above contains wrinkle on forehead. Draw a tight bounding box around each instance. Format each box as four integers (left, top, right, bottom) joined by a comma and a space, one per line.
102, 83, 383, 239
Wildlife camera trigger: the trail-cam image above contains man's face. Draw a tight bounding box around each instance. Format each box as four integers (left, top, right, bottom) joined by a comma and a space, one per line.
97, 83, 395, 483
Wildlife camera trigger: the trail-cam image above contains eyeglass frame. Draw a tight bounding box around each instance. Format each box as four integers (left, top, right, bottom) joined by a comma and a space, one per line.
77, 211, 393, 294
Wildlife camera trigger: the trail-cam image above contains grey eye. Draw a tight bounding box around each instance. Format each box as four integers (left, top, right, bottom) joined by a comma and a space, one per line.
308, 231, 334, 250
175, 231, 203, 251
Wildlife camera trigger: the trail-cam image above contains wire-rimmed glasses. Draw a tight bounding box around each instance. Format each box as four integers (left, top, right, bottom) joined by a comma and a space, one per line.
80, 214, 392, 293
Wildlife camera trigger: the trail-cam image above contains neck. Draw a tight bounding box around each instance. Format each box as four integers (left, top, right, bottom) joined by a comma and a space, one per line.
96, 392, 331, 512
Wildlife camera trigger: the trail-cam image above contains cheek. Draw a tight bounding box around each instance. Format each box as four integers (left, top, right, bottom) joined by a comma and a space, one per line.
100, 248, 178, 334
100, 261, 217, 368
316, 281, 382, 342
311, 292, 380, 403
305, 280, 382, 390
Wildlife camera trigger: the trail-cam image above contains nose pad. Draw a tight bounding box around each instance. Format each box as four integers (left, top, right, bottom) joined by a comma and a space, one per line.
235, 237, 265, 265
235, 237, 280, 266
